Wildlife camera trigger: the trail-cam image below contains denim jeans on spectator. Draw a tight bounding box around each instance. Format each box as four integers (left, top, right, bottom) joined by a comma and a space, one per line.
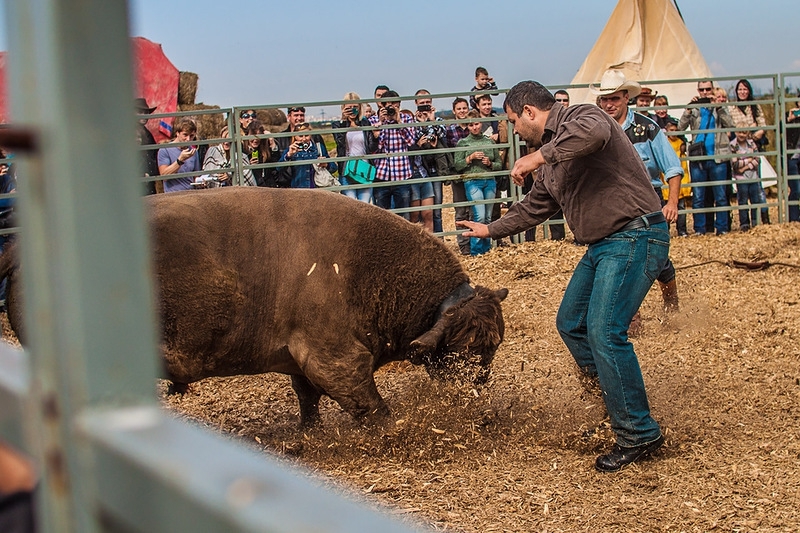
464, 178, 496, 255
409, 179, 434, 201
451, 181, 471, 254
736, 181, 767, 228
556, 221, 669, 447
432, 179, 443, 233
691, 160, 729, 234
373, 181, 411, 220
788, 158, 800, 222
340, 176, 372, 203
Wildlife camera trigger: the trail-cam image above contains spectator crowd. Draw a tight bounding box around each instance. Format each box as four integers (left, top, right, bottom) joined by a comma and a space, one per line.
132, 68, 800, 256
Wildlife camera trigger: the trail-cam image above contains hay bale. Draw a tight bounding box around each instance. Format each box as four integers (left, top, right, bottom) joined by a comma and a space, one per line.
178, 71, 199, 106
257, 109, 288, 133
178, 103, 225, 140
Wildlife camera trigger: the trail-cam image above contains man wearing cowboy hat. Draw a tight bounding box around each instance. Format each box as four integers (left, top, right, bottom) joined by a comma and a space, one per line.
135, 97, 158, 195
458, 80, 668, 473
592, 70, 683, 324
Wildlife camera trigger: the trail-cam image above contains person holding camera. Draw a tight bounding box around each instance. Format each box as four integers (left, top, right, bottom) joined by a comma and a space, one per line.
677, 80, 734, 236
277, 123, 337, 189
274, 106, 332, 181
371, 90, 416, 219
409, 89, 447, 233
157, 117, 201, 193
332, 92, 378, 203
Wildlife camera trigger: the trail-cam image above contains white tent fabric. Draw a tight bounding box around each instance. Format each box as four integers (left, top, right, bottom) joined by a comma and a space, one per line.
569, 0, 712, 109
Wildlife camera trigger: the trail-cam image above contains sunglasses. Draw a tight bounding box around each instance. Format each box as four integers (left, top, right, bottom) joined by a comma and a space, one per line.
555, 98, 569, 103
240, 113, 256, 119
698, 87, 713, 93
288, 107, 305, 113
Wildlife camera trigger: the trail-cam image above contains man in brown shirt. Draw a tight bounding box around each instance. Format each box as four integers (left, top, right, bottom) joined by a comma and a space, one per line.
459, 80, 670, 473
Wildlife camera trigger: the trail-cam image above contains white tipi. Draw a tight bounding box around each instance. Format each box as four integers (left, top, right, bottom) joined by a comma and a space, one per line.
570, 0, 712, 108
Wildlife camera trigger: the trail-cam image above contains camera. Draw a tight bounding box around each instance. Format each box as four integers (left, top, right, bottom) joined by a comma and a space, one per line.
417, 104, 432, 113
297, 142, 311, 151
793, 109, 800, 117
385, 106, 397, 117
695, 97, 712, 104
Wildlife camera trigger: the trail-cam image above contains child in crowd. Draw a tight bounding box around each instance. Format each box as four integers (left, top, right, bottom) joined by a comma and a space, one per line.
469, 66, 499, 110
278, 123, 336, 189
453, 110, 502, 255
664, 118, 691, 236
730, 130, 767, 231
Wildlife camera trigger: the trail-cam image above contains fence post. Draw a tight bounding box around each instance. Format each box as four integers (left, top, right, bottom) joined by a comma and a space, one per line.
5, 0, 161, 530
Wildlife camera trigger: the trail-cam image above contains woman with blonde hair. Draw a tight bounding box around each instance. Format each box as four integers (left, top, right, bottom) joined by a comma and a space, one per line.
332, 92, 378, 202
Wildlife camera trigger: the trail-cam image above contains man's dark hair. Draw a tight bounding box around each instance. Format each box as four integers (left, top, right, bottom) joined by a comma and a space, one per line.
374, 84, 390, 95
452, 97, 468, 110
380, 90, 400, 101
475, 93, 492, 104
503, 81, 556, 115
553, 89, 569, 98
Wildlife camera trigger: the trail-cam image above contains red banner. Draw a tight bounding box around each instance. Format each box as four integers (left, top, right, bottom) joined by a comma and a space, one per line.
0, 36, 179, 143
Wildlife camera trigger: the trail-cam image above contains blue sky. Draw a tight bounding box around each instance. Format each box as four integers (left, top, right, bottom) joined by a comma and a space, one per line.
2, 0, 800, 117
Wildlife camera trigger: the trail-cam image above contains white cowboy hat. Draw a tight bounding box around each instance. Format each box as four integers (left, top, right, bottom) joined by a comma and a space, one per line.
589, 69, 641, 99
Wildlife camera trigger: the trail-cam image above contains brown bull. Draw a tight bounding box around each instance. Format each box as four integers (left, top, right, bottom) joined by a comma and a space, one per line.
0, 188, 507, 426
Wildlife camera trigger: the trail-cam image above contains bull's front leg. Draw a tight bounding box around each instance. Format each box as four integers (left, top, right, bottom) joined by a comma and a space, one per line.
292, 340, 391, 425
290, 375, 322, 428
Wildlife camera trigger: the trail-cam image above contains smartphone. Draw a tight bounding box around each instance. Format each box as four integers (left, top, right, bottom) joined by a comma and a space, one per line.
251, 150, 259, 160
793, 109, 800, 117
190, 145, 197, 151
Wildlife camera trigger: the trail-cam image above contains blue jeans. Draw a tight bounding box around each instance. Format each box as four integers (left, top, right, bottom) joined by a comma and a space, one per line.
340, 176, 372, 203
690, 160, 729, 234
373, 181, 411, 220
432, 179, 443, 233
556, 220, 669, 447
464, 178, 496, 255
735, 181, 767, 228
788, 158, 800, 223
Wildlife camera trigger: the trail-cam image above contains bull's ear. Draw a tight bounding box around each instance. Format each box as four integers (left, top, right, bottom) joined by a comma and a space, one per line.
408, 320, 446, 365
494, 288, 509, 301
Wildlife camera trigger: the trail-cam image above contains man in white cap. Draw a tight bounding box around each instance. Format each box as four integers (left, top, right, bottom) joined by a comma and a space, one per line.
591, 69, 683, 331
459, 80, 668, 472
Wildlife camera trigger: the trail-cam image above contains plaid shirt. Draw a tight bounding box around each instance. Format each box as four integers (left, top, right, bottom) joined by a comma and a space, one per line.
446, 123, 470, 148
374, 112, 416, 181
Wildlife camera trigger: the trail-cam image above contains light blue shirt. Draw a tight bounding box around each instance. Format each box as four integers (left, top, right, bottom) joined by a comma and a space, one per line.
622, 109, 684, 189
